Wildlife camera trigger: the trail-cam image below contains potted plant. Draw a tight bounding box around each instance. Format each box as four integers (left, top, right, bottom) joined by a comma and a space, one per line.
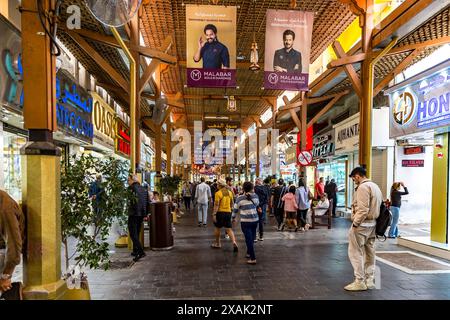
60, 154, 130, 299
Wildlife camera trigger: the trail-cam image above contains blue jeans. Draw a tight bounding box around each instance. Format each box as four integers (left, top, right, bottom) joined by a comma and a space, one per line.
241, 221, 258, 260
389, 206, 400, 237
198, 203, 208, 225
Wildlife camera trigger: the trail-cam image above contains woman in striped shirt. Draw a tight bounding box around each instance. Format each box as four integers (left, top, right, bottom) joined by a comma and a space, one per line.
233, 182, 259, 265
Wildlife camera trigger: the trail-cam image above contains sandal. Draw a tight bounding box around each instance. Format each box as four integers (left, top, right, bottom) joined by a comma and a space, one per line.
211, 243, 221, 249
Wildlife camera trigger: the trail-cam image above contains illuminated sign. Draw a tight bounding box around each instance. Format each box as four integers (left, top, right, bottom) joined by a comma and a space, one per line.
388, 65, 450, 138
115, 119, 130, 157
55, 70, 93, 143
0, 17, 22, 112
91, 92, 116, 148
404, 146, 425, 155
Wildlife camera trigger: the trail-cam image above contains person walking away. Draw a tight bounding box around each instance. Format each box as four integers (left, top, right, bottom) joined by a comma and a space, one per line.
296, 178, 313, 231
195, 177, 211, 227
345, 167, 382, 291
315, 177, 325, 200
324, 178, 338, 217
389, 182, 409, 239
233, 182, 259, 264
270, 179, 288, 231
211, 179, 238, 252
0, 190, 25, 294
127, 175, 148, 262
254, 178, 269, 240
88, 174, 104, 227
182, 181, 192, 212
282, 185, 299, 231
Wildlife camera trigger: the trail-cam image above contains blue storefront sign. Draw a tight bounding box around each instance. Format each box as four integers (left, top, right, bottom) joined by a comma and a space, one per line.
55, 70, 93, 144
387, 59, 450, 138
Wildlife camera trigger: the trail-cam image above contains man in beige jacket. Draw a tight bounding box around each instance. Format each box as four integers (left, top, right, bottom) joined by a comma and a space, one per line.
345, 167, 382, 291
0, 189, 25, 293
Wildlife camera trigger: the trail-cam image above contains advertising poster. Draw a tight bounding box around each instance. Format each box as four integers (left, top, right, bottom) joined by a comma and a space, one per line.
264, 9, 314, 91
186, 5, 236, 88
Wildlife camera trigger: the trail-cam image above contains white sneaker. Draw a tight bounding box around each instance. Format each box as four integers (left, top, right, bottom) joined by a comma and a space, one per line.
225, 234, 230, 240
365, 277, 376, 289
344, 280, 367, 291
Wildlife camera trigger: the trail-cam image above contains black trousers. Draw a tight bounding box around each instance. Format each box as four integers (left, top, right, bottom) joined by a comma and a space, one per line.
275, 207, 284, 227
183, 196, 191, 210
128, 216, 144, 255
332, 196, 337, 216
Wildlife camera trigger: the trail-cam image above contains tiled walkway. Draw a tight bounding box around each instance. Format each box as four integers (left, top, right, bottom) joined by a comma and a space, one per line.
85, 209, 450, 300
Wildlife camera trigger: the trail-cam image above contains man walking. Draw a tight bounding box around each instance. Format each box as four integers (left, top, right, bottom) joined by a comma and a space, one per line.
0, 190, 25, 294
270, 179, 288, 231
195, 177, 212, 227
345, 167, 382, 291
254, 178, 270, 240
128, 175, 148, 262
324, 178, 338, 217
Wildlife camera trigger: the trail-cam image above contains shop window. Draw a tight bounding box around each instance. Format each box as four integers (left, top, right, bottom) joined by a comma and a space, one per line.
2, 131, 27, 202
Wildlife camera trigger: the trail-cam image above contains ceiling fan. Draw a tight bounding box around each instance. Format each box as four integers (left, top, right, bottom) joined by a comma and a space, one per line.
84, 0, 142, 27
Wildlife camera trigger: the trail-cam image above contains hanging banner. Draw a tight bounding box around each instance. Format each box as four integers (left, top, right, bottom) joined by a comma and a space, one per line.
186, 4, 236, 88
264, 9, 314, 91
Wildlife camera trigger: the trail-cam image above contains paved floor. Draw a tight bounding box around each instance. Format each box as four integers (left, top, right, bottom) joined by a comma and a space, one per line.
85, 209, 450, 300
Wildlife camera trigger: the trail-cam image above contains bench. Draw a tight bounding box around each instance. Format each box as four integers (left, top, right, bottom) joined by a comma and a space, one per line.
311, 199, 333, 229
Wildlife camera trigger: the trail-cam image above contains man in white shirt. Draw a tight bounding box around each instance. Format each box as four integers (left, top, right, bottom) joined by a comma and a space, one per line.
195, 177, 212, 227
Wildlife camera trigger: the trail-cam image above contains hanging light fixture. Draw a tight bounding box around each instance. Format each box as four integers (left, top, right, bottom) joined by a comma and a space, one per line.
227, 95, 237, 112
249, 0, 260, 72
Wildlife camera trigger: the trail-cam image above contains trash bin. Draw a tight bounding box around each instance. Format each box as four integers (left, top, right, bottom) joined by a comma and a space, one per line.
149, 201, 174, 250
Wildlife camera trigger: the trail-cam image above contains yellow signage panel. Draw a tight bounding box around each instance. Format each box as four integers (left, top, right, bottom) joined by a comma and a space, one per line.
91, 92, 116, 148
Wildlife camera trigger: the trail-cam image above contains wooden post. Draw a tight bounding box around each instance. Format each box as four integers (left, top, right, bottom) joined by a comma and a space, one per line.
166, 120, 172, 176
130, 11, 141, 171
300, 92, 308, 179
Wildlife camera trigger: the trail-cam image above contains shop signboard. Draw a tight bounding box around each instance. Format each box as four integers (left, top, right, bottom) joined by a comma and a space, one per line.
402, 159, 424, 167
264, 9, 314, 91
91, 92, 116, 149
115, 118, 130, 158
185, 5, 237, 88
55, 70, 94, 144
0, 16, 22, 113
333, 113, 359, 155
387, 61, 450, 138
203, 121, 240, 162
312, 130, 335, 160
285, 145, 297, 165
404, 146, 425, 155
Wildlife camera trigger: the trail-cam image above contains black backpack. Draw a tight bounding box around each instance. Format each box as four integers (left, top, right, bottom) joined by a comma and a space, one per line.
376, 202, 392, 241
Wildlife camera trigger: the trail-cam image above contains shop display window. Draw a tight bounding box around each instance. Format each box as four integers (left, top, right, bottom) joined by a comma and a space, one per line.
316, 161, 346, 207
2, 131, 26, 202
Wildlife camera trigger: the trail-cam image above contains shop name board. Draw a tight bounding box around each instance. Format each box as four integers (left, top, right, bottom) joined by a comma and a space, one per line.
92, 92, 116, 148
402, 159, 424, 167
285, 146, 297, 165
55, 70, 93, 143
312, 131, 334, 159
337, 123, 359, 143
404, 146, 425, 155
115, 119, 130, 157
389, 65, 450, 138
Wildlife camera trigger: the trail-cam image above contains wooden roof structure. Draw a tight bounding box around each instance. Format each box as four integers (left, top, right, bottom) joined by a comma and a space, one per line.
55, 0, 450, 138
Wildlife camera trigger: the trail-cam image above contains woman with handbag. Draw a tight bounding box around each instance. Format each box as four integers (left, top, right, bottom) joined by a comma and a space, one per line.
388, 182, 409, 239
296, 178, 313, 231
233, 182, 260, 264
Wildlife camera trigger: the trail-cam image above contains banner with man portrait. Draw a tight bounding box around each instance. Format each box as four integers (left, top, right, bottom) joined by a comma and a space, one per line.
186, 5, 236, 88
264, 10, 314, 91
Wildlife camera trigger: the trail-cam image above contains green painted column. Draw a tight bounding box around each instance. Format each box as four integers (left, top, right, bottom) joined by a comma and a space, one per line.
431, 133, 448, 244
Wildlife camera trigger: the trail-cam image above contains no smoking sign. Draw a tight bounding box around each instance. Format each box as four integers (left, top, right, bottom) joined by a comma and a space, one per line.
298, 150, 313, 166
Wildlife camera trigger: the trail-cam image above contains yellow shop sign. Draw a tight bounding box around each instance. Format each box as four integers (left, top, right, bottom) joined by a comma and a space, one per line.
91, 92, 116, 148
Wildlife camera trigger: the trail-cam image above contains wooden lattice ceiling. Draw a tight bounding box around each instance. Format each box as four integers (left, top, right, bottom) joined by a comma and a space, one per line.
140, 0, 356, 126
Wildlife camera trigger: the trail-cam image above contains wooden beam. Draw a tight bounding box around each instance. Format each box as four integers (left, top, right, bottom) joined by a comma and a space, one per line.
139, 60, 160, 94
307, 91, 348, 127
67, 31, 129, 91
374, 49, 422, 96
328, 53, 366, 68
332, 41, 363, 99
59, 26, 177, 65
307, 90, 351, 104
142, 117, 157, 132
386, 36, 450, 56
178, 60, 261, 69
181, 94, 277, 101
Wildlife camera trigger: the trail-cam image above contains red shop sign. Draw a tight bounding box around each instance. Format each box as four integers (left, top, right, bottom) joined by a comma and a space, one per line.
404, 146, 425, 155
402, 160, 424, 167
